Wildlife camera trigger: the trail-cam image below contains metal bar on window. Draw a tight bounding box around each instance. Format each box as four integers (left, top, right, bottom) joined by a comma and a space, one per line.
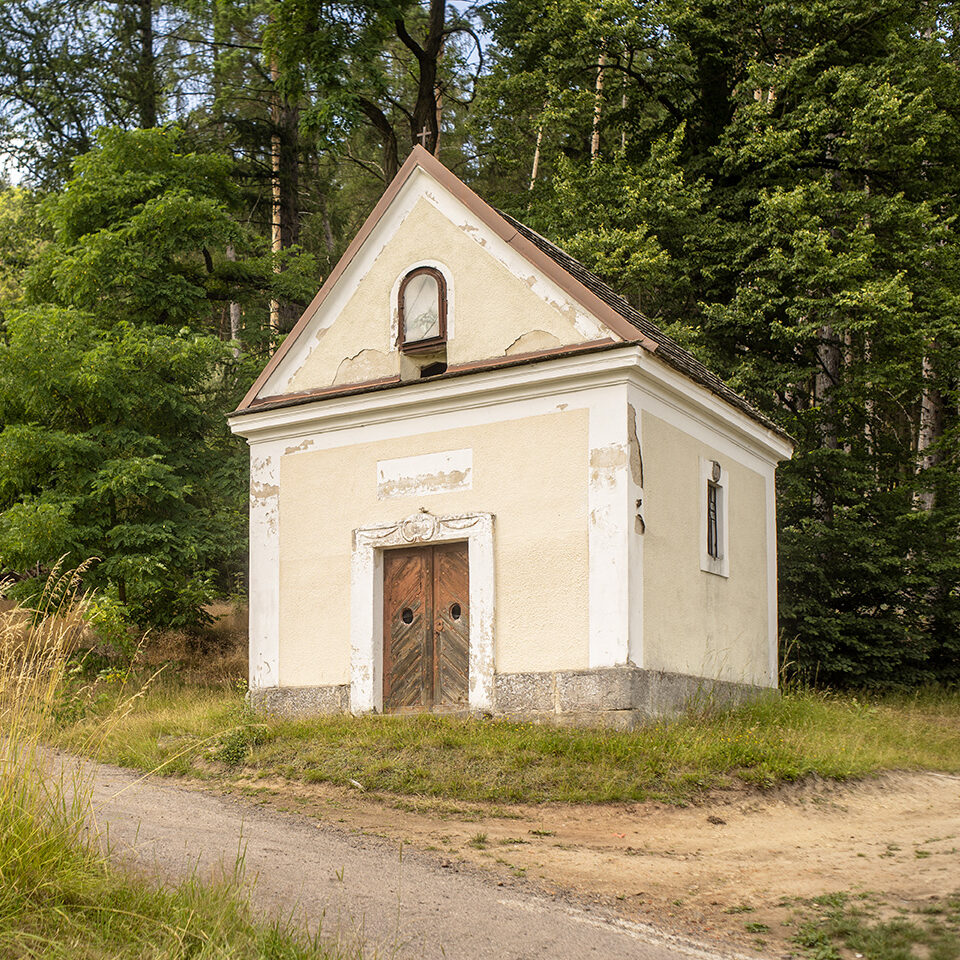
707, 482, 719, 559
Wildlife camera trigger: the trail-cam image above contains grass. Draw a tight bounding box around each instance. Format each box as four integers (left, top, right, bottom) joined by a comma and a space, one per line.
53, 648, 960, 805
792, 892, 960, 960
0, 574, 344, 959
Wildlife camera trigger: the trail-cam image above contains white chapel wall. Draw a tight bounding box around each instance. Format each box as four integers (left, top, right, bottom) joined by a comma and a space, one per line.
276, 408, 591, 688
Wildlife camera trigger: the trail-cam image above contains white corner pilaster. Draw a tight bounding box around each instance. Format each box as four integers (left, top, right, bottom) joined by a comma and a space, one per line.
248, 439, 284, 690
765, 465, 780, 688
351, 510, 495, 713
587, 385, 631, 667
626, 387, 645, 667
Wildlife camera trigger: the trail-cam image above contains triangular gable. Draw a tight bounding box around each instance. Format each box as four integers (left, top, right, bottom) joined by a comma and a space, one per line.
236, 146, 657, 413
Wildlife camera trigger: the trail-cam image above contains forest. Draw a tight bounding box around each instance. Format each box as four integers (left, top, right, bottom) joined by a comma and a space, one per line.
0, 0, 957, 687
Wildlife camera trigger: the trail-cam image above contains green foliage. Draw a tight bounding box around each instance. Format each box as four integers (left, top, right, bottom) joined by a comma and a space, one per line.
792, 892, 960, 960
82, 593, 135, 662
27, 128, 318, 334
0, 129, 324, 629
0, 187, 45, 304
0, 306, 241, 627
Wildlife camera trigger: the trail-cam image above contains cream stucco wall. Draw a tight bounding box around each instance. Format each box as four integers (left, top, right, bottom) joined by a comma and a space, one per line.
286, 197, 603, 394
641, 411, 770, 686
277, 409, 590, 687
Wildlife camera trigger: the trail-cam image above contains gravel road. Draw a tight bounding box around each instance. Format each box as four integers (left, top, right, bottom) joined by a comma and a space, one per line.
83, 759, 744, 960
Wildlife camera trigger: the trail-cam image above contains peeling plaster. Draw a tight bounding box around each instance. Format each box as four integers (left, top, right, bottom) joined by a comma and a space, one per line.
378, 469, 470, 499
505, 330, 562, 356
250, 480, 280, 503
377, 448, 473, 500
283, 438, 316, 456
627, 403, 644, 487
458, 221, 487, 246
333, 348, 393, 386
589, 444, 628, 488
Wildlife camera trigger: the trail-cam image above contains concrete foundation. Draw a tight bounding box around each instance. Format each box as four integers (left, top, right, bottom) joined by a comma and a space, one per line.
250, 667, 773, 726
494, 667, 774, 729
249, 684, 350, 716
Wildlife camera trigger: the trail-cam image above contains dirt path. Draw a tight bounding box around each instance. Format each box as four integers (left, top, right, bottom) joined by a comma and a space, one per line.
83, 758, 750, 960
220, 769, 960, 954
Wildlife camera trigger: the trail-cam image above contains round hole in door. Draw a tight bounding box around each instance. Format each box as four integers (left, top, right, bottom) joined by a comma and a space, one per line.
450, 603, 461, 620
401, 608, 414, 624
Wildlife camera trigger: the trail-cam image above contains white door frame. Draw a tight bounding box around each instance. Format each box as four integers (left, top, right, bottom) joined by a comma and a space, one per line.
350, 509, 495, 713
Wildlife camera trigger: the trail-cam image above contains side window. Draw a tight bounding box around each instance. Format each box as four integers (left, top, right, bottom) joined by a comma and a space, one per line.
399, 267, 447, 352
700, 458, 729, 577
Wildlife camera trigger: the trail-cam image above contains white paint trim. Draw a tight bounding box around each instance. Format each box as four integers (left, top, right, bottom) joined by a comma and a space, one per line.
699, 457, 730, 578
587, 385, 630, 668
231, 345, 792, 468
764, 465, 780, 687
626, 387, 645, 667
350, 510, 495, 713
248, 439, 284, 689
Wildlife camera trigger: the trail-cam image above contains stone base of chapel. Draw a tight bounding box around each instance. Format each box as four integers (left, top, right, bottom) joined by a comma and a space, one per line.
248, 667, 774, 726
493, 667, 775, 729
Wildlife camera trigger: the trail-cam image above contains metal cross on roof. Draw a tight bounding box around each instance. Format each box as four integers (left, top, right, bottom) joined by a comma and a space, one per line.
417, 126, 430, 147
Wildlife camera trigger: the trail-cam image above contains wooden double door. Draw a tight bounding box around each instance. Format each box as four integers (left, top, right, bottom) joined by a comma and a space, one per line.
382, 542, 469, 713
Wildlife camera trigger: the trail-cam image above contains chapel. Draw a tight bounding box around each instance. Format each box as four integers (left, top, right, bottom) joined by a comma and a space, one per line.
228, 146, 793, 724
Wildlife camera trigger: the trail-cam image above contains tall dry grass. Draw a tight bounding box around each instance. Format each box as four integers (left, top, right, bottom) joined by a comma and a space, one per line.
0, 571, 342, 958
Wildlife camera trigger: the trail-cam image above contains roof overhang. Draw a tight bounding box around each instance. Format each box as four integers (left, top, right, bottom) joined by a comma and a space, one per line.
229, 342, 794, 466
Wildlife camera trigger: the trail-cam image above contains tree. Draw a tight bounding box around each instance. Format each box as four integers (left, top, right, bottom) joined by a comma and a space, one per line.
0, 128, 319, 627
27, 127, 318, 341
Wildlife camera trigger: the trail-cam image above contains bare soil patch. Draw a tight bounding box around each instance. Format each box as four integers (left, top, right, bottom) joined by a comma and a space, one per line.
212, 769, 960, 955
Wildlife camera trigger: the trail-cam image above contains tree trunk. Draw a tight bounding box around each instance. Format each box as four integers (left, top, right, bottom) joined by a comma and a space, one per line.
136, 0, 157, 127
269, 53, 300, 334
916, 349, 944, 511
396, 0, 445, 154
226, 244, 241, 357
813, 324, 841, 522
816, 324, 841, 450
529, 122, 544, 190
591, 50, 605, 160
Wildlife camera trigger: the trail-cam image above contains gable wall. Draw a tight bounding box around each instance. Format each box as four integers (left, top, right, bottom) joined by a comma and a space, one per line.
267, 172, 615, 399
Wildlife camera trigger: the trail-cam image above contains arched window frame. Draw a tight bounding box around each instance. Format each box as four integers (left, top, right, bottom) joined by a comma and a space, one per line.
398, 266, 448, 353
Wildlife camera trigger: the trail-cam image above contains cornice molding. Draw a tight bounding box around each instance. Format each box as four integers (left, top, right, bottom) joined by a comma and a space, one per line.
229, 345, 793, 465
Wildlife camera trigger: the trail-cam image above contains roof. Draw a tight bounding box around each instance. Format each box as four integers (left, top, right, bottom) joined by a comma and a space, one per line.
233, 146, 790, 444
496, 212, 788, 439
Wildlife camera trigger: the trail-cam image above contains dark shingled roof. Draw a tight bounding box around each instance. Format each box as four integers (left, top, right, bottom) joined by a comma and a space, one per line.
498, 211, 789, 441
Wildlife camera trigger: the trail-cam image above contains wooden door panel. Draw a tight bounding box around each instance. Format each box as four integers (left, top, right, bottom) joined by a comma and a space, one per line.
432, 542, 469, 708
383, 549, 430, 711
383, 542, 469, 713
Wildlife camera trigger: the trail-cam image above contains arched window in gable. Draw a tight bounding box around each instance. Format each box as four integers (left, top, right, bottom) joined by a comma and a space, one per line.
399, 266, 447, 352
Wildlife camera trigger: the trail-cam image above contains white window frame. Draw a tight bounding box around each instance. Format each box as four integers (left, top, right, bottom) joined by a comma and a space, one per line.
699, 457, 729, 578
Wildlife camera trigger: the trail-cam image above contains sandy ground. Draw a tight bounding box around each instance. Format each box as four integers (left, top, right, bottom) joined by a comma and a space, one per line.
216, 769, 960, 954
